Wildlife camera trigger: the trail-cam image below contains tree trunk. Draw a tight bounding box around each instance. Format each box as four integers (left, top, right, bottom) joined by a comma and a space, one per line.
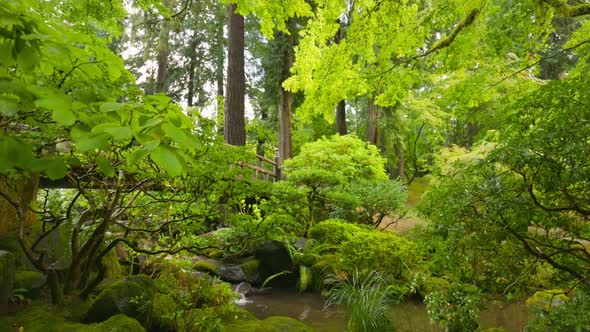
336, 100, 347, 135
155, 1, 170, 94
224, 4, 246, 146
278, 28, 294, 164
334, 20, 347, 135
367, 98, 378, 144
187, 35, 199, 107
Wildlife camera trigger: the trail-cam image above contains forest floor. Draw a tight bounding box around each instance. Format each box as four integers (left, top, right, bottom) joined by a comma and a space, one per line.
381, 177, 430, 235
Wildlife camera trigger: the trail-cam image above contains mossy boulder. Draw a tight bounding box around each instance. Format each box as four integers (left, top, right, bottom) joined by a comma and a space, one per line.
254, 240, 294, 286
14, 270, 46, 297
150, 293, 177, 332
84, 275, 156, 326
240, 258, 260, 283
194, 257, 259, 283
95, 314, 145, 332
0, 304, 145, 332
0, 250, 15, 309
526, 289, 569, 312
225, 316, 315, 331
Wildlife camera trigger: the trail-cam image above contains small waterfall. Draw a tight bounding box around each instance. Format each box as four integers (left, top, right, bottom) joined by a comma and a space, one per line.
234, 282, 253, 305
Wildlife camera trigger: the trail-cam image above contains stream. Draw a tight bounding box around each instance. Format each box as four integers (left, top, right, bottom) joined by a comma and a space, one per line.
238, 289, 531, 332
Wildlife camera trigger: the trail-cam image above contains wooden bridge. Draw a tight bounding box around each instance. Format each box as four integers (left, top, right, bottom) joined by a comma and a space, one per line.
38, 150, 282, 189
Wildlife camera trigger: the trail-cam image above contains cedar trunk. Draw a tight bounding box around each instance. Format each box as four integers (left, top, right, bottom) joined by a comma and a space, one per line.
224, 4, 246, 146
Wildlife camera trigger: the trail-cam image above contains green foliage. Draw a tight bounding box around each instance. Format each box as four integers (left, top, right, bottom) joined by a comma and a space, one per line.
527, 288, 590, 332
325, 270, 394, 332
284, 135, 387, 183
308, 219, 364, 245
328, 179, 407, 227
337, 231, 416, 280
425, 282, 481, 332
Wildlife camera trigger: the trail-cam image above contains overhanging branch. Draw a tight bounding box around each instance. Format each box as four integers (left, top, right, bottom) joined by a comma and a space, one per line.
540, 0, 590, 17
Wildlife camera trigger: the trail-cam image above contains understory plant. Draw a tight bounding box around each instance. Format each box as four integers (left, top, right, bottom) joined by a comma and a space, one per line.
324, 270, 394, 332
424, 282, 481, 332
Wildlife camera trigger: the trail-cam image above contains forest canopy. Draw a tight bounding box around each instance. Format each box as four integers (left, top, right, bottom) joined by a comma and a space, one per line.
0, 0, 589, 331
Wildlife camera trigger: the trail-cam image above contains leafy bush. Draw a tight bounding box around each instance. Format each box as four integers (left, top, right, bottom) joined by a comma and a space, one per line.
283, 135, 387, 182
527, 288, 590, 332
338, 231, 416, 280
308, 219, 364, 245
328, 179, 407, 227
425, 282, 481, 332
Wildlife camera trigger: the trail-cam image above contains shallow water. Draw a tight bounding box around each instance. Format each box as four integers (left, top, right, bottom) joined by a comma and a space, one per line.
240, 290, 531, 332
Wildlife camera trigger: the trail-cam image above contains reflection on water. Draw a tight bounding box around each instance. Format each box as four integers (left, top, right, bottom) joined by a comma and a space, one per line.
241, 290, 531, 332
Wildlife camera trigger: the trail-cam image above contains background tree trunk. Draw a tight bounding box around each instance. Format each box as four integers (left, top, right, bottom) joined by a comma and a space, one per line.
156, 0, 171, 94
224, 4, 246, 146
367, 99, 378, 144
278, 27, 294, 164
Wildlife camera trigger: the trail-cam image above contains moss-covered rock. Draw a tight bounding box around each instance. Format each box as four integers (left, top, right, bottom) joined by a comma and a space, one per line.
0, 250, 15, 309
95, 314, 145, 332
0, 304, 145, 332
150, 293, 177, 332
84, 275, 156, 327
254, 240, 295, 286
240, 258, 260, 283
526, 289, 569, 312
14, 270, 46, 297
225, 316, 315, 331
194, 260, 219, 274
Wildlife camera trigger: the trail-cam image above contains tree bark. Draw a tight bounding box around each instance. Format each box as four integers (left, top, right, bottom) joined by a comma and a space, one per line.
224, 4, 246, 146
278, 28, 294, 164
155, 1, 171, 94
336, 100, 347, 135
367, 99, 378, 144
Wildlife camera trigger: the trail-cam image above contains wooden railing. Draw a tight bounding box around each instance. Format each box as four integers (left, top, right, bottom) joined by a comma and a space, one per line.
238, 149, 281, 182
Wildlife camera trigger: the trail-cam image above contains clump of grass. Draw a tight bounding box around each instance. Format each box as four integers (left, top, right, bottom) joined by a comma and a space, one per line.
324, 270, 393, 332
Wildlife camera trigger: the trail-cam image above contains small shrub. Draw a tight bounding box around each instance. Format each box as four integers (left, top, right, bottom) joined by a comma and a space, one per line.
425, 282, 481, 332
308, 219, 363, 245
325, 270, 394, 332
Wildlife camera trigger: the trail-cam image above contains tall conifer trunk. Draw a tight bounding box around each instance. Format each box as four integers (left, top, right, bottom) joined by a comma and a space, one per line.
224, 4, 246, 146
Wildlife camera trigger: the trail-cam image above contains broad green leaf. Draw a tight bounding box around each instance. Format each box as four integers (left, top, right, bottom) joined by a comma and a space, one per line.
35, 95, 75, 125
45, 158, 67, 180
161, 123, 199, 150
96, 156, 116, 177
75, 132, 110, 152
127, 140, 160, 166
150, 144, 184, 177
0, 94, 19, 116
100, 102, 125, 113
103, 126, 133, 141
0, 137, 33, 172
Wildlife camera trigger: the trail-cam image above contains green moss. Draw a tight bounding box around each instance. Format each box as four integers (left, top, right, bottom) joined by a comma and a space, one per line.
526, 289, 569, 312
84, 275, 156, 326
151, 293, 177, 332
95, 314, 145, 332
208, 249, 225, 259
240, 259, 260, 281
14, 270, 46, 294
0, 304, 144, 332
194, 260, 218, 273
224, 315, 315, 332
102, 248, 124, 279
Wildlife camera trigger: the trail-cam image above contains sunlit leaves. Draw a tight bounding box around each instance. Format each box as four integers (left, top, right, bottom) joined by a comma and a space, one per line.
150, 144, 185, 177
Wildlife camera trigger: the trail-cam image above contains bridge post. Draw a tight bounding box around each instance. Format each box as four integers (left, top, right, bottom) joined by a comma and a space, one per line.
274, 149, 281, 182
